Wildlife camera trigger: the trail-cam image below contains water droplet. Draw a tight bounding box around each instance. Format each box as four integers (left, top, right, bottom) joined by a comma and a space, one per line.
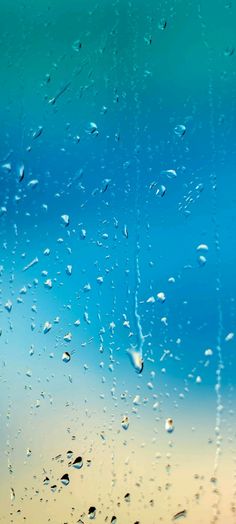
43, 321, 52, 334
174, 124, 186, 137
87, 122, 98, 135
64, 332, 72, 342
196, 243, 209, 251
61, 473, 70, 486
66, 265, 72, 276
88, 506, 96, 519
61, 214, 70, 227
198, 255, 207, 266
121, 416, 129, 430
0, 206, 7, 217
4, 300, 12, 312
158, 18, 167, 30
205, 348, 213, 356
165, 418, 174, 433
62, 351, 71, 363
157, 292, 166, 303
172, 510, 187, 520
225, 332, 234, 342
80, 228, 86, 239
72, 39, 82, 52
18, 164, 25, 182
101, 178, 111, 193
161, 169, 177, 179
43, 476, 50, 486
23, 257, 39, 272
2, 162, 11, 173
127, 349, 144, 373
27, 179, 39, 189
133, 395, 140, 405
72, 456, 83, 469
32, 126, 43, 139
146, 296, 155, 303
123, 224, 128, 238
224, 46, 234, 56
44, 278, 53, 289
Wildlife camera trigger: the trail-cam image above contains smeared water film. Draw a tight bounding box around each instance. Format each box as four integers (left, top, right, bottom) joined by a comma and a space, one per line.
0, 0, 236, 523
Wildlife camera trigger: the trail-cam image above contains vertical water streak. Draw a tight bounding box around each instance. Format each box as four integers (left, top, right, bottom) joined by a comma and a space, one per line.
198, 5, 224, 521
134, 221, 145, 359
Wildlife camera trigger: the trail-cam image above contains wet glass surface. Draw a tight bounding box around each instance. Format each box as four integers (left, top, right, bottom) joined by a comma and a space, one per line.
0, 1, 236, 522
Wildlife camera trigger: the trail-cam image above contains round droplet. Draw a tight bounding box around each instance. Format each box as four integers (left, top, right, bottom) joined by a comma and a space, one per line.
61, 473, 70, 486
174, 124, 186, 137
62, 351, 71, 363
121, 416, 129, 430
165, 418, 174, 433
225, 332, 234, 342
87, 122, 98, 135
198, 255, 206, 266
88, 506, 96, 519
64, 332, 72, 342
157, 292, 166, 303
224, 46, 234, 56
72, 39, 82, 52
61, 214, 70, 227
44, 279, 52, 289
4, 300, 12, 312
205, 348, 213, 356
43, 476, 50, 486
161, 169, 177, 179
133, 395, 140, 405
72, 456, 83, 469
156, 184, 166, 197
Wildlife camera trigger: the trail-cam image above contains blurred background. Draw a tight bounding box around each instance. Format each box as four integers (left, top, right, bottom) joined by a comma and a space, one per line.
0, 0, 236, 522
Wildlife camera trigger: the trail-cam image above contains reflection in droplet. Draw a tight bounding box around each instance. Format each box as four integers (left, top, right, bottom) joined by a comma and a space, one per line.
61, 214, 70, 227
165, 418, 174, 433
61, 473, 70, 486
127, 349, 144, 373
72, 39, 82, 51
87, 122, 98, 135
62, 351, 71, 363
121, 416, 129, 430
72, 456, 83, 469
88, 506, 96, 519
